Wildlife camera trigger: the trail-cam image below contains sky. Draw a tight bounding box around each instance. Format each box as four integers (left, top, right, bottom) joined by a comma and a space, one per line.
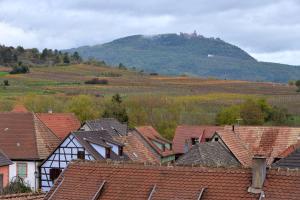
0, 0, 300, 65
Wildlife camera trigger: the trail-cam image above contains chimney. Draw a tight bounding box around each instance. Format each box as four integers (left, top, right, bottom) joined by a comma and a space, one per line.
248, 156, 267, 194
232, 125, 235, 132
48, 108, 53, 114
184, 139, 189, 153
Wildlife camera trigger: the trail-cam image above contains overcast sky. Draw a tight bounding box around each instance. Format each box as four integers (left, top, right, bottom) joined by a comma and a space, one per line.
0, 0, 300, 65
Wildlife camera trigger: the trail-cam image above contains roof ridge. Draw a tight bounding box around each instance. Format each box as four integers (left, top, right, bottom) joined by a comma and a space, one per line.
69, 160, 251, 172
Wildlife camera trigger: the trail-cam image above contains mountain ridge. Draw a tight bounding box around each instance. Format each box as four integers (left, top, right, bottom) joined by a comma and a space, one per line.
64, 33, 300, 82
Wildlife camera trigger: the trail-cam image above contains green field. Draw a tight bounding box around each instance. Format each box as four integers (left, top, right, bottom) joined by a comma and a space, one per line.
0, 64, 299, 138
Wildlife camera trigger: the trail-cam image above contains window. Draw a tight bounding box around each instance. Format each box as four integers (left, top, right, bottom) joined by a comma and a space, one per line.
205, 138, 210, 142
169, 144, 172, 151
77, 151, 85, 159
106, 148, 111, 159
214, 137, 219, 142
49, 168, 62, 181
191, 137, 199, 145
119, 146, 123, 156
162, 144, 166, 152
17, 163, 27, 178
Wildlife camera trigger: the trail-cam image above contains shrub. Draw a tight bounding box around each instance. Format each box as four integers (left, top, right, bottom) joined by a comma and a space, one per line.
1, 177, 32, 195
9, 65, 30, 74
84, 78, 108, 85
3, 80, 9, 86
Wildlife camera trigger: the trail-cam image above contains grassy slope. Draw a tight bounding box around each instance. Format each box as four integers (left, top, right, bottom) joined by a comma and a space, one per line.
0, 64, 299, 113
1, 64, 300, 138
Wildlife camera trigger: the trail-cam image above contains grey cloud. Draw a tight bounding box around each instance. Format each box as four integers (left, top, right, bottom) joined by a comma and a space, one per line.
0, 0, 299, 64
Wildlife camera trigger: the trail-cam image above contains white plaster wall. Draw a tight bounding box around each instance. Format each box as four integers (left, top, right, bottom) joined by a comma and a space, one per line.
9, 161, 39, 191
107, 142, 119, 155
90, 143, 106, 157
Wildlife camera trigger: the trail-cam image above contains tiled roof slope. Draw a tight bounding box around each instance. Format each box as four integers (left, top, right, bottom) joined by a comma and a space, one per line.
176, 142, 240, 167
0, 193, 45, 200
273, 147, 300, 169
45, 160, 258, 200
217, 126, 300, 166
85, 118, 127, 136
36, 113, 81, 140
216, 129, 253, 167
0, 150, 13, 167
0, 112, 59, 160
135, 126, 174, 157
114, 130, 160, 164
173, 125, 223, 154
45, 160, 300, 200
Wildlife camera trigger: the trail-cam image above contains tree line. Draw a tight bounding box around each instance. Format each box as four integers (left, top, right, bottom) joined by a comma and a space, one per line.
0, 45, 82, 67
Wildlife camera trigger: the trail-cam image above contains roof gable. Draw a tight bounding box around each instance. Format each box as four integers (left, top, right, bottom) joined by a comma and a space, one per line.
173, 125, 223, 154
176, 142, 240, 167
273, 147, 300, 169
135, 126, 174, 157
36, 113, 81, 140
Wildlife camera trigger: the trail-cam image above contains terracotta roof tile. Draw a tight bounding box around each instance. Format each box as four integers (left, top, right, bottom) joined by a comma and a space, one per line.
135, 126, 175, 157
173, 125, 223, 154
0, 112, 60, 160
36, 113, 81, 140
217, 126, 300, 166
44, 160, 300, 200
113, 131, 160, 164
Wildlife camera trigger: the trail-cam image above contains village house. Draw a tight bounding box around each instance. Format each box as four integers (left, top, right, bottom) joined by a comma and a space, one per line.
134, 126, 176, 163
210, 125, 300, 167
172, 125, 223, 155
0, 150, 13, 190
273, 143, 300, 168
0, 110, 60, 191
40, 130, 128, 192
44, 158, 300, 200
81, 118, 175, 164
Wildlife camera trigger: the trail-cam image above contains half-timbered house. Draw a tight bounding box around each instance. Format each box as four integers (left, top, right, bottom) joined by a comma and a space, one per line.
40, 130, 128, 192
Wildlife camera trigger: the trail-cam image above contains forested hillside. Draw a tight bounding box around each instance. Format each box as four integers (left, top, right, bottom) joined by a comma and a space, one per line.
65, 33, 300, 82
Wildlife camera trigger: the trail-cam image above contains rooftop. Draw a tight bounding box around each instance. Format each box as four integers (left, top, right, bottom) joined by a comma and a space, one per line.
44, 160, 300, 200
36, 113, 81, 140
173, 125, 223, 154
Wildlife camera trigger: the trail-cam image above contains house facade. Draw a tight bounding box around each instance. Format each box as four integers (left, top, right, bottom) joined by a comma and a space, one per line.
0, 151, 13, 190
0, 110, 60, 191
40, 130, 127, 192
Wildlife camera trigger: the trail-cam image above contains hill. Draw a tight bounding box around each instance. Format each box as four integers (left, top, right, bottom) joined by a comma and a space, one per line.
65, 33, 300, 83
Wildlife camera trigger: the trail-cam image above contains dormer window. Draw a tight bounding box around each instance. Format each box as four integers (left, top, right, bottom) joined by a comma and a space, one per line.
119, 146, 123, 156
214, 137, 219, 142
191, 137, 199, 145
106, 148, 111, 159
169, 144, 172, 150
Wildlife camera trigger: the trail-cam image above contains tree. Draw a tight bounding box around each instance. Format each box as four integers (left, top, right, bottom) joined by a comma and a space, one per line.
63, 53, 70, 64
296, 80, 300, 92
71, 51, 81, 63
240, 99, 264, 125
270, 106, 288, 125
66, 95, 98, 122
3, 80, 9, 86
216, 105, 240, 125
102, 94, 129, 123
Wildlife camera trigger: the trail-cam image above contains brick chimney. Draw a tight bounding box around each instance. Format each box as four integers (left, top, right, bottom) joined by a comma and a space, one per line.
248, 156, 267, 194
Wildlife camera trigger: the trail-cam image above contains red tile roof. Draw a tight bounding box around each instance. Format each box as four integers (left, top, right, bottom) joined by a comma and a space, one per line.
173, 125, 223, 154
135, 126, 174, 157
114, 130, 160, 164
216, 126, 300, 166
0, 112, 60, 160
36, 113, 81, 140
44, 160, 300, 200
